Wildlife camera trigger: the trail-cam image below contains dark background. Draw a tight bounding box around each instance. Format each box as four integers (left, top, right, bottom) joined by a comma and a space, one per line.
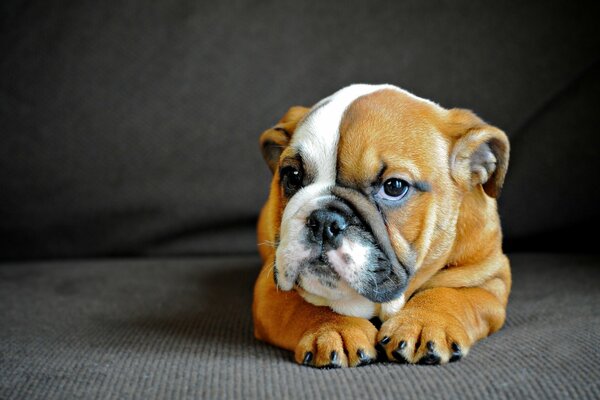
1, 0, 599, 261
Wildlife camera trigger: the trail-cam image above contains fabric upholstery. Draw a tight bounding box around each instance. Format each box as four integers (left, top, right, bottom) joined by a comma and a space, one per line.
1, 254, 599, 399
1, 0, 599, 260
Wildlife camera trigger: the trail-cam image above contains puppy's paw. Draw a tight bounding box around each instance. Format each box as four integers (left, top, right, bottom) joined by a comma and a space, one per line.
295, 318, 378, 368
377, 309, 471, 365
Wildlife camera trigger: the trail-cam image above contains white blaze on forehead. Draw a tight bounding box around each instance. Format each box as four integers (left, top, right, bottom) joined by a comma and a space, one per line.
290, 84, 399, 183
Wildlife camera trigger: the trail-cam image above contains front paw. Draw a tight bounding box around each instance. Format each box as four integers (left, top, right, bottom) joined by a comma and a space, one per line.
295, 318, 378, 368
377, 309, 471, 365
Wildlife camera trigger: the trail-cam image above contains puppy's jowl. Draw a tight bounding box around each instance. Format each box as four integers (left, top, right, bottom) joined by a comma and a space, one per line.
253, 84, 511, 367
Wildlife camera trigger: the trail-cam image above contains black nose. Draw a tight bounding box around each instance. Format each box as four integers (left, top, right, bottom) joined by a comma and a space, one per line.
306, 209, 348, 247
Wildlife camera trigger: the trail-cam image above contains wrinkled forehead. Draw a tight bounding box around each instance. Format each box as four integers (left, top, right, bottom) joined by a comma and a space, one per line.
289, 84, 442, 184
290, 84, 392, 183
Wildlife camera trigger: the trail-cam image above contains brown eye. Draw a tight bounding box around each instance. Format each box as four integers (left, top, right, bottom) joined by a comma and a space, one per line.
377, 178, 410, 201
280, 166, 303, 195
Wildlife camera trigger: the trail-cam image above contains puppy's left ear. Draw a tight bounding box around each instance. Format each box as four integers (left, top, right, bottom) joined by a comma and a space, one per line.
449, 109, 510, 198
259, 106, 310, 174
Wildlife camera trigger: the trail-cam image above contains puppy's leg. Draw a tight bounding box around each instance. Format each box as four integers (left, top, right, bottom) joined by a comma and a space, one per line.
253, 260, 378, 368
378, 257, 510, 365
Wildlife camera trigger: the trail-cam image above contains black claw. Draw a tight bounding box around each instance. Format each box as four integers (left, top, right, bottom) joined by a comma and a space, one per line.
330, 350, 339, 364
302, 352, 313, 365
449, 343, 462, 363
319, 363, 341, 370
375, 343, 387, 360
379, 336, 391, 345
391, 348, 408, 364
418, 353, 441, 365
418, 341, 440, 365
356, 349, 373, 366
358, 358, 374, 367
357, 349, 367, 361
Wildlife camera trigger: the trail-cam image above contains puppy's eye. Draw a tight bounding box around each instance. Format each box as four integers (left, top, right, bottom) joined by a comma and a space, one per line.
376, 178, 410, 201
280, 166, 303, 194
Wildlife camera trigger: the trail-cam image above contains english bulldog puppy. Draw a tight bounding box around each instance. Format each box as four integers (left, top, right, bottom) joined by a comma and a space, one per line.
253, 84, 511, 367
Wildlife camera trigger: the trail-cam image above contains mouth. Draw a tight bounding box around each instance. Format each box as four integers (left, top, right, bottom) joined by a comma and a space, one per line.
296, 254, 340, 285
279, 234, 407, 304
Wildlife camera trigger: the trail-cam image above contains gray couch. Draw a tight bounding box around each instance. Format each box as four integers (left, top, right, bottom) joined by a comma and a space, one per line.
1, 1, 599, 399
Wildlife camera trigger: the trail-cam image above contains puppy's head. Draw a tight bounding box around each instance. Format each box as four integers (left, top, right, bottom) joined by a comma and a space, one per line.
260, 84, 509, 316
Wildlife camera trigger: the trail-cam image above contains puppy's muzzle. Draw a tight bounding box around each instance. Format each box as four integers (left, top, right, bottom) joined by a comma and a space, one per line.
331, 186, 412, 302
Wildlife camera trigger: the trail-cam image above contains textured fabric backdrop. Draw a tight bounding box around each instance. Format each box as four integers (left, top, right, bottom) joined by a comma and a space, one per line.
1, 0, 599, 259
1, 254, 599, 399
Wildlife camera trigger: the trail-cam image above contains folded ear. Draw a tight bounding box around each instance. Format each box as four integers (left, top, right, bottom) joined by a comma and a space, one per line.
449, 109, 510, 198
259, 106, 310, 173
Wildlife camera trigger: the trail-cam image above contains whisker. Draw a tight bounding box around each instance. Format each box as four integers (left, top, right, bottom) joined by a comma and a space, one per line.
257, 241, 277, 248
264, 260, 279, 292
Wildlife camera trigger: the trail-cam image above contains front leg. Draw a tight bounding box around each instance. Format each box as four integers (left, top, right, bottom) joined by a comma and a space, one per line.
377, 285, 508, 365
252, 261, 378, 368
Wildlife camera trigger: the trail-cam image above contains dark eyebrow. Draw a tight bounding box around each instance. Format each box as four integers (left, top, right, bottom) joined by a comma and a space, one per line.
414, 181, 431, 192
375, 162, 387, 185
335, 162, 387, 190
280, 152, 303, 168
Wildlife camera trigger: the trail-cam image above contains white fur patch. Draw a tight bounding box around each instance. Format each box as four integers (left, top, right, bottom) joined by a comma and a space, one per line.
298, 283, 377, 319
326, 239, 369, 285
330, 295, 377, 319
379, 295, 406, 321
291, 84, 401, 184
275, 183, 332, 290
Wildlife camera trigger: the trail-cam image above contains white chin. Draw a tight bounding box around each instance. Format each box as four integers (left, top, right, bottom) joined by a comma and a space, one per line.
330, 297, 377, 319
297, 282, 377, 319
296, 271, 378, 319
297, 273, 352, 301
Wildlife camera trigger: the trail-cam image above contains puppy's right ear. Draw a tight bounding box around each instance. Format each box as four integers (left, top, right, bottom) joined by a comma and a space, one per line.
259, 106, 310, 173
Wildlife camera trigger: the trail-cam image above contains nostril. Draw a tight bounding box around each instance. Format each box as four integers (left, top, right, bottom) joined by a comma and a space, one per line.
329, 221, 340, 236
306, 215, 320, 236
325, 219, 347, 240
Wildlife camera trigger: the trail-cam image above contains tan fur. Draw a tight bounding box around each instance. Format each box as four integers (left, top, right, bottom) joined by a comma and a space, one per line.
253, 89, 511, 367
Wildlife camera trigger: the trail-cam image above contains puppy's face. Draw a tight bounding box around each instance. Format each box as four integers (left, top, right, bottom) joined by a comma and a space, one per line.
260, 85, 508, 316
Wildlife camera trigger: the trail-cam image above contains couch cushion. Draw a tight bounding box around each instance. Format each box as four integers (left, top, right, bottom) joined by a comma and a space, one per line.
1, 253, 598, 399
1, 1, 599, 260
